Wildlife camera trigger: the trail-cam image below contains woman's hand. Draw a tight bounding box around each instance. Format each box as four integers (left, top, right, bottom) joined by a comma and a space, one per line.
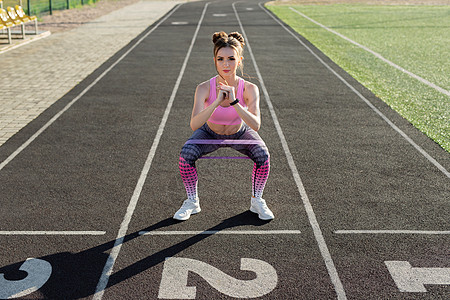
215, 82, 235, 106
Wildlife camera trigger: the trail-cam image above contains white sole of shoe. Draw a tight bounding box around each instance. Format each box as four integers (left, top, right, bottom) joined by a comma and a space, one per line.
250, 206, 274, 220
173, 207, 201, 221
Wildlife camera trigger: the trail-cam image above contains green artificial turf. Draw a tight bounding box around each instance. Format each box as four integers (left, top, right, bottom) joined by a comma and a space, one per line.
266, 4, 449, 152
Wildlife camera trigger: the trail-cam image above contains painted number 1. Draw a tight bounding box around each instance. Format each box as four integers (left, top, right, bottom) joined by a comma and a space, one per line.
158, 257, 278, 299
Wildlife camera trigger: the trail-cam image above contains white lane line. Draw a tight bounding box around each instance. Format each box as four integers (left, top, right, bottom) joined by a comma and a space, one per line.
260, 3, 450, 179
289, 7, 450, 97
233, 3, 347, 300
335, 230, 450, 235
0, 231, 106, 235
139, 230, 302, 235
93, 3, 209, 299
0, 5, 182, 173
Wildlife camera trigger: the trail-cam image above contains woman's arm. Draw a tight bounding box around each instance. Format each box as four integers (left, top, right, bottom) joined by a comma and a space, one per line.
233, 82, 261, 131
190, 81, 224, 131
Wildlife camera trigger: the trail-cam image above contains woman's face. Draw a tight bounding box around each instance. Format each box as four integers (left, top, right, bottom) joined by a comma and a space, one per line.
215, 46, 241, 78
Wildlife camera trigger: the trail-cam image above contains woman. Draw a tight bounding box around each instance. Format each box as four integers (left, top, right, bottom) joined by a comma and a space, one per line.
174, 31, 274, 221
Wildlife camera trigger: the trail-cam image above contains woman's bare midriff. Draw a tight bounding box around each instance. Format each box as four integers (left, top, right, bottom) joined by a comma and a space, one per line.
207, 121, 242, 135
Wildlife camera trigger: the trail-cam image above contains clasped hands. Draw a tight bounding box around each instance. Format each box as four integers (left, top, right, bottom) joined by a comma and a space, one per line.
216, 82, 236, 106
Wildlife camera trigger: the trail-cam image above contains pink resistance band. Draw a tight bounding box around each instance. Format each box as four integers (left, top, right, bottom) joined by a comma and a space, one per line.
184, 139, 265, 159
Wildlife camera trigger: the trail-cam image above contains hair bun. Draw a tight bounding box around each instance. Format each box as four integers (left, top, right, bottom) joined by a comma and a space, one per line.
212, 31, 245, 48
212, 31, 228, 45
228, 32, 245, 46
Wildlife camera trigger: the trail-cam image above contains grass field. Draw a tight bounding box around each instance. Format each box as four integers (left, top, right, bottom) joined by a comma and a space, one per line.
266, 3, 450, 152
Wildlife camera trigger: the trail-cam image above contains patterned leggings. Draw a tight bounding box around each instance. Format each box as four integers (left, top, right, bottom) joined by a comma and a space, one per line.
179, 123, 270, 200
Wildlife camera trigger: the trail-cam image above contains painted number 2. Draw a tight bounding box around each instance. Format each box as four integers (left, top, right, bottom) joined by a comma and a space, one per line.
0, 258, 52, 299
158, 257, 278, 299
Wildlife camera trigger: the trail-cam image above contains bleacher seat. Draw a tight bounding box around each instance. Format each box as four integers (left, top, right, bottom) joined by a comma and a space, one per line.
14, 5, 38, 34
6, 6, 25, 38
0, 8, 15, 43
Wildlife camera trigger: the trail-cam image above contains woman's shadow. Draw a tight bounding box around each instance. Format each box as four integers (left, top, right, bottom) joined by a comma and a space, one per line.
0, 211, 270, 299
108, 210, 271, 287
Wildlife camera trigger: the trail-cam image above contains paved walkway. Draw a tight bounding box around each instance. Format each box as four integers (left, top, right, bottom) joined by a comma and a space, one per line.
0, 0, 184, 146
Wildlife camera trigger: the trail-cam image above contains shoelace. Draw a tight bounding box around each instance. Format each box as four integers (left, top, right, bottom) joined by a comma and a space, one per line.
255, 199, 268, 209
182, 200, 195, 207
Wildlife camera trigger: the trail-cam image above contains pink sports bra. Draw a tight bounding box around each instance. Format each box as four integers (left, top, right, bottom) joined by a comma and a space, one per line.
205, 76, 247, 125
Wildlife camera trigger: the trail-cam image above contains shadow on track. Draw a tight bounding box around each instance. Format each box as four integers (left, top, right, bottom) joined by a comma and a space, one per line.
0, 211, 270, 299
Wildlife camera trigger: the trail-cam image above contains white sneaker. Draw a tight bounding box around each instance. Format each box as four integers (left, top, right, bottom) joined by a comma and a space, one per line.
250, 197, 274, 220
173, 199, 201, 221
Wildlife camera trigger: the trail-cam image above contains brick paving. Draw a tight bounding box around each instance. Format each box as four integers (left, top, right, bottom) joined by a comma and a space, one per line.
0, 0, 184, 146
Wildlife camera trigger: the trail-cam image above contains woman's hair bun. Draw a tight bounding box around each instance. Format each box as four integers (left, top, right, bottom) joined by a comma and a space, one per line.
228, 32, 245, 46
212, 31, 228, 45
212, 31, 245, 47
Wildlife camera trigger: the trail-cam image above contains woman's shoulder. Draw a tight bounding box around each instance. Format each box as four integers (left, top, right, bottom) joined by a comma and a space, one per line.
196, 79, 210, 94
197, 77, 216, 91
195, 78, 215, 101
242, 79, 259, 95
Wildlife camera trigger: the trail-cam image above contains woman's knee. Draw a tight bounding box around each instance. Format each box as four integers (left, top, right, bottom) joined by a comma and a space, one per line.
252, 145, 270, 167
180, 144, 201, 166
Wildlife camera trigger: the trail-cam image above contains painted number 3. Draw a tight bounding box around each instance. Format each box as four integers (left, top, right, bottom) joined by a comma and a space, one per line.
0, 258, 52, 299
158, 257, 278, 299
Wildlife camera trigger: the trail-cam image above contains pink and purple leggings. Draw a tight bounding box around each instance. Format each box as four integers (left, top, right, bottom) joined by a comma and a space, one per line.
179, 123, 270, 201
